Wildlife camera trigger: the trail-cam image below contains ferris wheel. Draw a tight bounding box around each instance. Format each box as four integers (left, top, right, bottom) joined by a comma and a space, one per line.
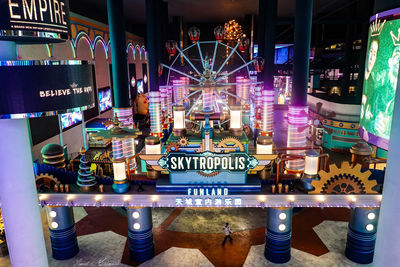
159, 40, 264, 130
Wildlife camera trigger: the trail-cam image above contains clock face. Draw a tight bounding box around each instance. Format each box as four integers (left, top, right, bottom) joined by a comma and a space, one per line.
131, 76, 136, 87
144, 74, 148, 84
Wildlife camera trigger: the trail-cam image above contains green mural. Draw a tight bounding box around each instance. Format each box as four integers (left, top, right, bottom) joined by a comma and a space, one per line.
360, 9, 400, 150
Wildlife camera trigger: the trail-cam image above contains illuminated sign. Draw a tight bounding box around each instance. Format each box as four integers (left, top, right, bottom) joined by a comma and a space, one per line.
0, 0, 71, 37
0, 61, 95, 118
359, 8, 400, 150
187, 187, 228, 196
158, 151, 258, 176
175, 196, 242, 207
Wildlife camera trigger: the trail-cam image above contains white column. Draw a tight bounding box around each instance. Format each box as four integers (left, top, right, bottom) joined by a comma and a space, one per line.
0, 119, 48, 267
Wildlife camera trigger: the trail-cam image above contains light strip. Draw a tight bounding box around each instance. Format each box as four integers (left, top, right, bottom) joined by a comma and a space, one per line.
36, 193, 382, 208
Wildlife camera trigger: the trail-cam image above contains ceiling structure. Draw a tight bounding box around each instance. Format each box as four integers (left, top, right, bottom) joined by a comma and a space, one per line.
69, 0, 370, 44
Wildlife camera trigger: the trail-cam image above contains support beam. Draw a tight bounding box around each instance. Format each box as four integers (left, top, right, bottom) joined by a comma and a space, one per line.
107, 0, 130, 108
262, 0, 278, 90
128, 207, 154, 262
0, 41, 48, 267
46, 207, 79, 260
265, 207, 293, 263
345, 207, 379, 264
146, 0, 162, 92
0, 119, 48, 267
291, 0, 313, 106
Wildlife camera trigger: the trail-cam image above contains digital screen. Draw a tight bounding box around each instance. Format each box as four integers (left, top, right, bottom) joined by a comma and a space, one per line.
137, 79, 144, 94
99, 88, 112, 112
359, 8, 400, 150
0, 62, 95, 118
253, 44, 258, 58
61, 111, 82, 129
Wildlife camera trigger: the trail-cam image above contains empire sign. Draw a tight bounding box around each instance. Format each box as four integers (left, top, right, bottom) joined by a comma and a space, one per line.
158, 151, 258, 175
0, 0, 71, 36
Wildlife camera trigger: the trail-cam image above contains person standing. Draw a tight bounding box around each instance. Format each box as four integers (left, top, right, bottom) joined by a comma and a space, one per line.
222, 222, 233, 245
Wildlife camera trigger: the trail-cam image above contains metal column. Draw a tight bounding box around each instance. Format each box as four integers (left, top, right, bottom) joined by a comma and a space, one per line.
127, 207, 155, 262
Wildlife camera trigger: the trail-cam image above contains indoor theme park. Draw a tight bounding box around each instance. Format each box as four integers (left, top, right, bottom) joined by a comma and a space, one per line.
1, 0, 400, 266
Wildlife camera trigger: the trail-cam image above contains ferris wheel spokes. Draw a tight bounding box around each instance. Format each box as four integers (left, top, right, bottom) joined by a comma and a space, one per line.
215, 58, 256, 82
175, 46, 202, 76
160, 89, 201, 112
215, 42, 240, 75
197, 42, 206, 70
161, 63, 201, 83
210, 41, 218, 72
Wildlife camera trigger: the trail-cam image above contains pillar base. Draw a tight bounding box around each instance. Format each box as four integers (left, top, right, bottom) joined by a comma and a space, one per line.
128, 228, 155, 262
50, 225, 79, 260
345, 207, 378, 264
112, 182, 130, 193
345, 227, 375, 264
264, 207, 292, 264
264, 229, 291, 263
128, 207, 154, 262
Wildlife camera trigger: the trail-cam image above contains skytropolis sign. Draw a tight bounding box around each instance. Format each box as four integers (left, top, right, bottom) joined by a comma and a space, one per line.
158, 151, 258, 176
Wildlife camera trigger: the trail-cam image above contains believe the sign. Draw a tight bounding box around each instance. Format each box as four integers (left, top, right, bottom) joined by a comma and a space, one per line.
0, 61, 95, 118
158, 151, 258, 175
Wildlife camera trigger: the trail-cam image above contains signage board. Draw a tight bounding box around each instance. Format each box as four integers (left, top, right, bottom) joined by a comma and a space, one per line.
158, 151, 258, 176
157, 151, 258, 185
359, 7, 400, 150
0, 61, 95, 118
0, 0, 71, 38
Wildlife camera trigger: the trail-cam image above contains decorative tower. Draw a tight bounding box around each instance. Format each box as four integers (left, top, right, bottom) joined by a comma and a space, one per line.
76, 147, 97, 191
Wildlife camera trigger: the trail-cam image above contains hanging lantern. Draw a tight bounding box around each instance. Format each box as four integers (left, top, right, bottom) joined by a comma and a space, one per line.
165, 40, 177, 57
253, 56, 264, 72
238, 37, 249, 53
188, 27, 200, 43
214, 26, 225, 42
158, 63, 163, 77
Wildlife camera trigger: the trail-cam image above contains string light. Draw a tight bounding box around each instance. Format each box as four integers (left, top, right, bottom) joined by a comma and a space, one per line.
224, 19, 243, 41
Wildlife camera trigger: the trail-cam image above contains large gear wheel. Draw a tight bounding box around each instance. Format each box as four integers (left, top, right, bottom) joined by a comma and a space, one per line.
166, 142, 180, 153
216, 137, 245, 152
178, 137, 189, 147
310, 162, 378, 194
35, 173, 60, 192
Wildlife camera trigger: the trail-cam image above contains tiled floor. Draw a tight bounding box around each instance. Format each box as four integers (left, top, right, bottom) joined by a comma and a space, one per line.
0, 206, 366, 267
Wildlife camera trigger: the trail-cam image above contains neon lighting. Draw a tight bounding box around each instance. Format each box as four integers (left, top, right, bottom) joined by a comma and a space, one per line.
113, 108, 133, 129
261, 90, 274, 134
69, 40, 77, 58
286, 106, 309, 170
45, 44, 52, 58
141, 45, 147, 60
112, 138, 123, 159
93, 35, 108, 60
149, 91, 162, 136
135, 44, 141, 60
122, 137, 136, 170
74, 31, 94, 59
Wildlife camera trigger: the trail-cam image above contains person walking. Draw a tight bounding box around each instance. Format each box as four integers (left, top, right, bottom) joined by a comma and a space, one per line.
222, 222, 233, 245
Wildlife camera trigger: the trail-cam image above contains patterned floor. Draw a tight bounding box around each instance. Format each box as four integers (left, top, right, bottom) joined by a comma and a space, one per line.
0, 206, 370, 267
